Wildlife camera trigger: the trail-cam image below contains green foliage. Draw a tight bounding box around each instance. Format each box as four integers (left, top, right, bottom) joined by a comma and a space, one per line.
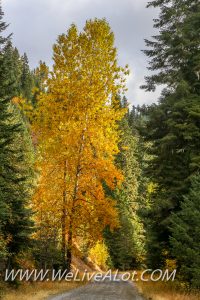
0, 3, 35, 269
1, 1, 199, 292
170, 174, 200, 289
142, 0, 200, 269
1, 29, 37, 106
0, 234, 8, 260
20, 53, 34, 100
0, 98, 35, 265
105, 100, 146, 270
142, 88, 200, 265
142, 0, 200, 93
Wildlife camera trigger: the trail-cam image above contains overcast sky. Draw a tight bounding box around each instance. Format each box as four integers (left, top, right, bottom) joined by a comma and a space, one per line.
3, 0, 162, 106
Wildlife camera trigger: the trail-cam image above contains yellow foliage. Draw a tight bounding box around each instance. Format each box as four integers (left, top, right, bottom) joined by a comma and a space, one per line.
89, 241, 109, 270
165, 259, 177, 272
147, 182, 157, 194
31, 19, 129, 256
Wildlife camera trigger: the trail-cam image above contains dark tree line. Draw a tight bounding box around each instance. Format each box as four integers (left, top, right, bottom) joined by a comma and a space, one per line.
0, 4, 37, 271
138, 0, 200, 288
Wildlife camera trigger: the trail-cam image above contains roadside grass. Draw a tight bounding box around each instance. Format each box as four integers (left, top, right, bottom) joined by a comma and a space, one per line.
136, 273, 200, 300
0, 281, 84, 300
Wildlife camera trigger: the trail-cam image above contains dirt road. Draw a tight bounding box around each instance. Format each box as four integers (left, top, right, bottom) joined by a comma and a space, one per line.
49, 278, 145, 300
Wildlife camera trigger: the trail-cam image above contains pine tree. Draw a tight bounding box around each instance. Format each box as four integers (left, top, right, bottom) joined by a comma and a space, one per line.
0, 103, 35, 268
0, 1, 12, 261
1, 41, 22, 98
142, 0, 200, 266
170, 174, 200, 288
142, 0, 200, 94
0, 3, 35, 268
0, 93, 35, 270
0, 2, 10, 51
105, 101, 146, 270
20, 53, 34, 100
31, 61, 48, 108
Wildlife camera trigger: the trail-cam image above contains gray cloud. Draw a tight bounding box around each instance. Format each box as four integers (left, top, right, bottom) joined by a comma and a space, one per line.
3, 0, 161, 105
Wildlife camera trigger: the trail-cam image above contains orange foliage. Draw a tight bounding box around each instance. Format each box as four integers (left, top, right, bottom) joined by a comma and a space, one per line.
31, 19, 129, 249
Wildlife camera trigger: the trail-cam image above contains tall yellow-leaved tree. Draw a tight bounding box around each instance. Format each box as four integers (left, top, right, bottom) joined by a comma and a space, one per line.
32, 19, 129, 270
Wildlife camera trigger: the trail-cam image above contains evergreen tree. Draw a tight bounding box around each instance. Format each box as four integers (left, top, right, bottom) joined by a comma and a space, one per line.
105, 101, 145, 270
142, 0, 200, 266
0, 1, 12, 260
12, 47, 23, 95
31, 61, 49, 108
0, 2, 10, 51
142, 0, 200, 94
20, 53, 34, 100
170, 174, 200, 288
128, 105, 154, 267
0, 103, 35, 268
0, 3, 35, 268
1, 41, 22, 98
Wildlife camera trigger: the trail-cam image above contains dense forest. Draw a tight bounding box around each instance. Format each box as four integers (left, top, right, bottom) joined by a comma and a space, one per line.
0, 0, 200, 292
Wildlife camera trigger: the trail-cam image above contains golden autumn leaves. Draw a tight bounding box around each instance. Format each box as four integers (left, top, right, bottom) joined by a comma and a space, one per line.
30, 19, 129, 268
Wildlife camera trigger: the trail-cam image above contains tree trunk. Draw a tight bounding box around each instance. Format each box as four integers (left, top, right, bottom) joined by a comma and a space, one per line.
66, 217, 73, 271
65, 124, 87, 271
61, 160, 67, 269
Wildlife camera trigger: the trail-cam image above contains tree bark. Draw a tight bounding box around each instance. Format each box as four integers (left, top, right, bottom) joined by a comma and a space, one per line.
61, 160, 67, 269
66, 118, 88, 271
66, 216, 73, 271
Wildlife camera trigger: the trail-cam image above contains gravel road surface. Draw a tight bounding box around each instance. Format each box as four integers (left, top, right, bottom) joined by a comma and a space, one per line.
49, 278, 145, 300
